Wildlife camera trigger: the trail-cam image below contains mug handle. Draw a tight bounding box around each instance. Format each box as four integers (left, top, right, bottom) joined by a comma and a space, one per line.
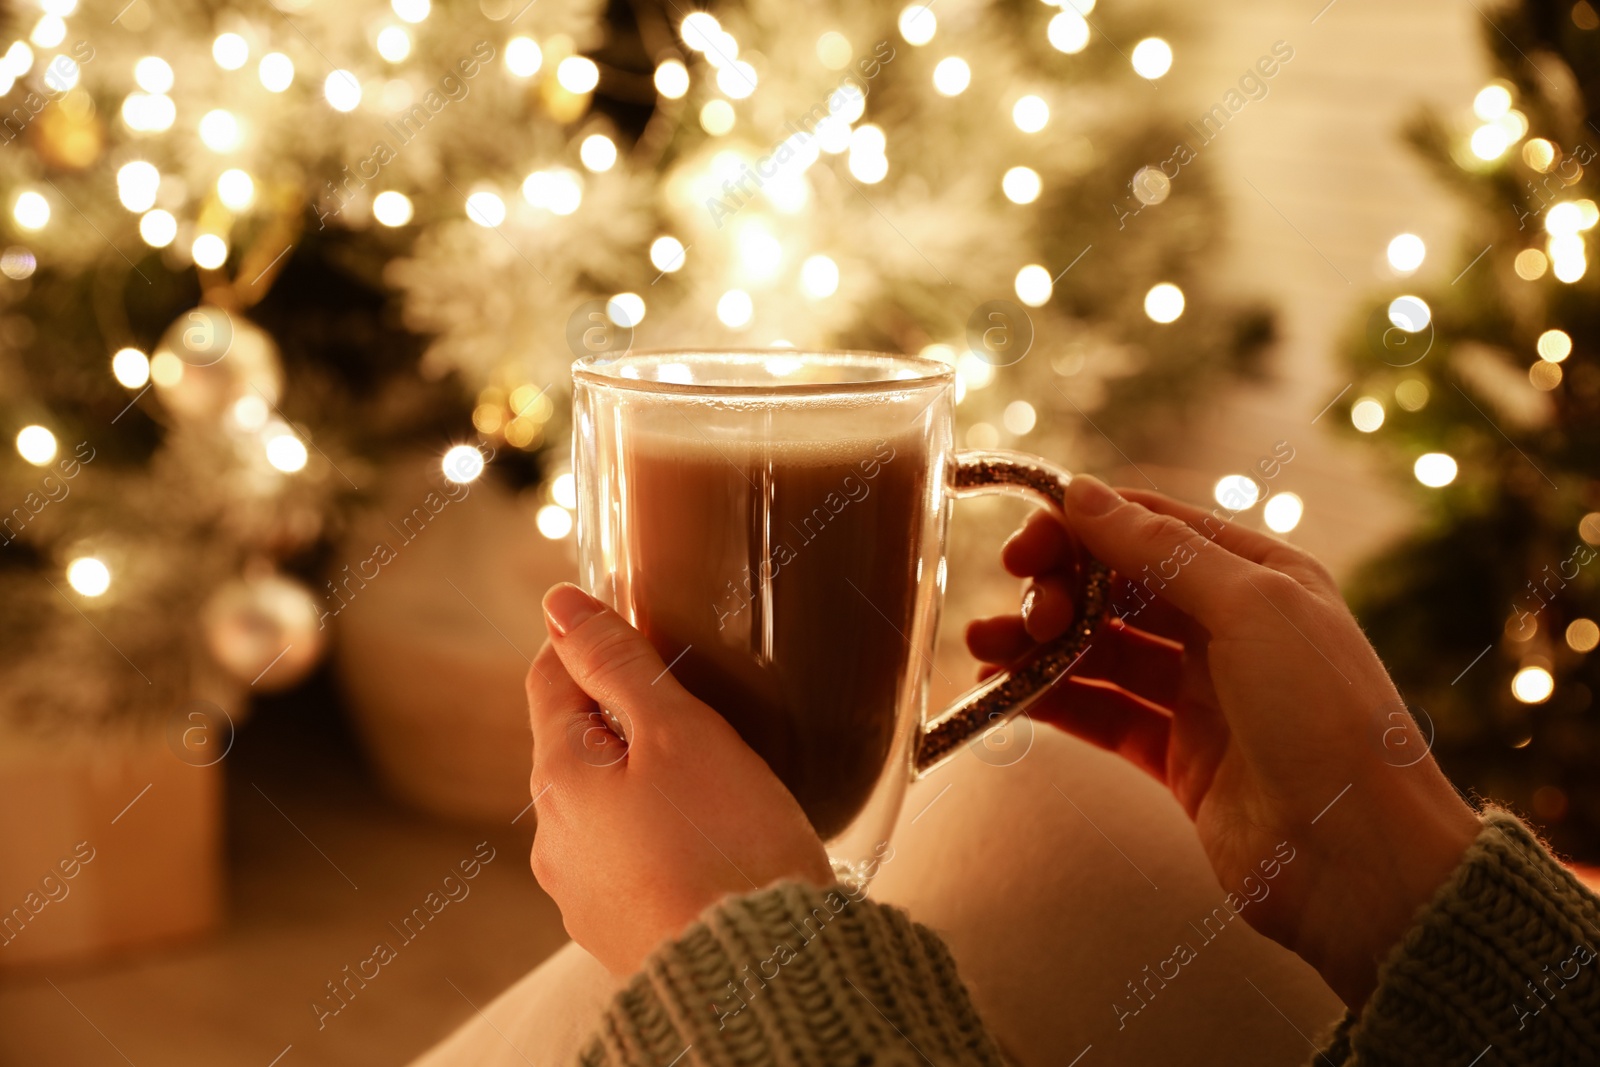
914, 449, 1113, 777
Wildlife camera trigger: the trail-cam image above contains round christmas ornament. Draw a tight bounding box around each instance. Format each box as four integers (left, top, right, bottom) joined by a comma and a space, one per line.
151, 307, 283, 423
201, 571, 324, 690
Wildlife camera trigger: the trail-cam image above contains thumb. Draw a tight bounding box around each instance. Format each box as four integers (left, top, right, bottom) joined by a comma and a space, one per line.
541, 584, 691, 737
1061, 475, 1262, 631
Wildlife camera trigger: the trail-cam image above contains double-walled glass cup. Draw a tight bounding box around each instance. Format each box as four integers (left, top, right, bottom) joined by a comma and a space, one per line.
572, 350, 1107, 879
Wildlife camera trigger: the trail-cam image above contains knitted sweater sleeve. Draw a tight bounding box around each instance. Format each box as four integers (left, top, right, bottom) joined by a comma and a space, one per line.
574, 880, 1007, 1067
1312, 809, 1600, 1066
576, 810, 1600, 1066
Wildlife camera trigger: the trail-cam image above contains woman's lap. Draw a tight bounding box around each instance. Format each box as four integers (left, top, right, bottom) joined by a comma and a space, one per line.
411, 730, 1342, 1066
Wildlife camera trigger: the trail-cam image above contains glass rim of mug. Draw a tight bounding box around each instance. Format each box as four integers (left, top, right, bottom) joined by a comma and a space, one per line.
572, 348, 954, 398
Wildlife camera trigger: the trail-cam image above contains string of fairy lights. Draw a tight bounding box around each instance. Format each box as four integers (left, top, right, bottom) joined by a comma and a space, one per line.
1333, 78, 1599, 712
6, 0, 1201, 625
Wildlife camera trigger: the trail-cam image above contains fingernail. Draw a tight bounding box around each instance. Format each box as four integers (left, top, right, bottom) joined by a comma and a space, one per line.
1021, 584, 1039, 625
1064, 474, 1119, 517
543, 584, 603, 637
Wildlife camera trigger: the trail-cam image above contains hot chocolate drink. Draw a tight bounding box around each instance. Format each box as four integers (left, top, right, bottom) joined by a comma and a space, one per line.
613, 428, 930, 838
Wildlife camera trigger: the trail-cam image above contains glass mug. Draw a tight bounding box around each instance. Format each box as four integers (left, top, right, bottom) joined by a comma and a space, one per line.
571, 350, 1109, 879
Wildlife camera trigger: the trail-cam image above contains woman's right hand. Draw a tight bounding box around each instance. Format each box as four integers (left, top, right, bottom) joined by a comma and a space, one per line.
967, 475, 1482, 1010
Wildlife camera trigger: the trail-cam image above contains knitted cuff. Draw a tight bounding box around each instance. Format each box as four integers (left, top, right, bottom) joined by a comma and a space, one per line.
578, 881, 1006, 1067
1331, 809, 1600, 1067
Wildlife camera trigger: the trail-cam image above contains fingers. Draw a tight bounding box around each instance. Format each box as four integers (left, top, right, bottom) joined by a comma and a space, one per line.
542, 584, 691, 738
1022, 573, 1077, 642
1058, 476, 1262, 632
1117, 488, 1304, 573
1030, 677, 1172, 782
967, 614, 1183, 710
1001, 509, 1074, 578
526, 640, 616, 780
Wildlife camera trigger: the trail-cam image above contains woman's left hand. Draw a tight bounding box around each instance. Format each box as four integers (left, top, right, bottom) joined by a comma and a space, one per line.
526, 583, 833, 977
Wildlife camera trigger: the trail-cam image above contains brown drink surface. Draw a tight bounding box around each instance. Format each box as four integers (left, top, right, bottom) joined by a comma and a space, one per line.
617, 428, 928, 839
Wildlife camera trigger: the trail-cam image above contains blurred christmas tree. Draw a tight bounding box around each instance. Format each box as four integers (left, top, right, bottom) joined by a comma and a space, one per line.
1338, 0, 1600, 857
0, 0, 1268, 733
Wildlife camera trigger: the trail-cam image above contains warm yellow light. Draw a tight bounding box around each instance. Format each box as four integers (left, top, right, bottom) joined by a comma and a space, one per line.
699, 98, 735, 135
258, 52, 294, 92
5, 42, 35, 78
816, 31, 852, 69
1470, 124, 1509, 160
1523, 138, 1555, 171
212, 32, 248, 70
1012, 95, 1049, 132
1529, 361, 1563, 391
134, 55, 173, 92
1003, 400, 1037, 435
848, 149, 888, 183
736, 223, 782, 282
376, 26, 411, 63
717, 60, 757, 99
66, 557, 110, 597
579, 133, 617, 172
800, 254, 839, 298
1546, 201, 1583, 237
717, 289, 753, 327
1414, 452, 1457, 487
116, 161, 161, 212
648, 236, 684, 274
266, 432, 308, 472
1514, 248, 1548, 280
1214, 474, 1261, 511
1395, 378, 1429, 411
12, 189, 49, 230
607, 292, 645, 327
551, 472, 577, 509
1351, 397, 1385, 432
1473, 84, 1511, 120
1537, 329, 1572, 362
392, 0, 430, 23
465, 190, 506, 227
217, 168, 254, 211
1386, 233, 1425, 273
441, 444, 484, 484
505, 36, 541, 77
1131, 38, 1172, 79
199, 109, 241, 151
112, 347, 149, 388
654, 58, 688, 98
1015, 264, 1052, 307
1387, 295, 1430, 333
1002, 166, 1042, 204
191, 233, 228, 270
536, 504, 573, 539
121, 92, 176, 133
521, 169, 582, 215
1047, 11, 1089, 53
373, 190, 413, 226
557, 55, 599, 94
898, 4, 937, 45
31, 15, 66, 48
932, 56, 970, 95
1511, 665, 1554, 704
324, 71, 362, 112
139, 209, 177, 247
1567, 619, 1599, 653
679, 12, 723, 52
149, 351, 183, 387
1144, 282, 1185, 323
16, 425, 56, 465
1263, 492, 1304, 533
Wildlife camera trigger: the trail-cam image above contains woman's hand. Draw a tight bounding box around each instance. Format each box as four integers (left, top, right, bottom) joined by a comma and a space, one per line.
525, 584, 833, 978
967, 476, 1481, 1009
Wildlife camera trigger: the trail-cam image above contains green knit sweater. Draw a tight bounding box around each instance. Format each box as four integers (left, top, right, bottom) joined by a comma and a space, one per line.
578, 812, 1600, 1066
